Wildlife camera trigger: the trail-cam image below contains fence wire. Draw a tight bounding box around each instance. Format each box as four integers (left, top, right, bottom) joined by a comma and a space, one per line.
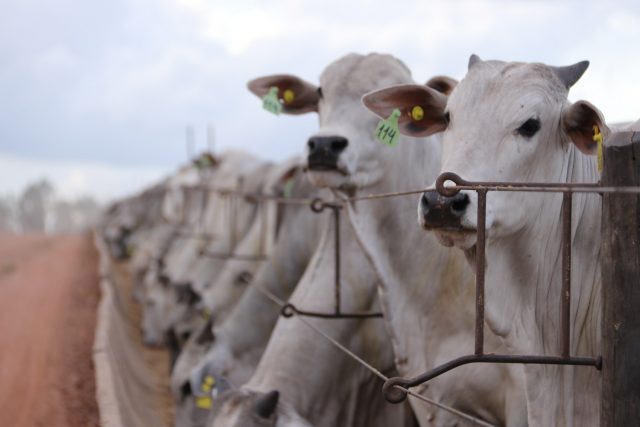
173, 173, 640, 423
250, 279, 496, 427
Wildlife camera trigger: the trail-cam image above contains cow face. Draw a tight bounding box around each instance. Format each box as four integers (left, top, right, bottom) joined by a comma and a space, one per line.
363, 55, 606, 250
141, 275, 203, 347
248, 53, 413, 193
207, 389, 311, 427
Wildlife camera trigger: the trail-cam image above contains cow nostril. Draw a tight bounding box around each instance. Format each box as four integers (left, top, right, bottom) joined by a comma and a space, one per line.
330, 138, 348, 154
180, 380, 192, 399
451, 194, 470, 213
421, 193, 429, 208
307, 139, 316, 152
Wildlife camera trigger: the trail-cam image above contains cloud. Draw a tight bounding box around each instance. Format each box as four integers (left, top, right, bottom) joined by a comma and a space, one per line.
0, 0, 639, 199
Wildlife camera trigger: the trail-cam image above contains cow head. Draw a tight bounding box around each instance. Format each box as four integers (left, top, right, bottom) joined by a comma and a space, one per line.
248, 53, 417, 194
207, 388, 312, 427
363, 55, 607, 250
141, 275, 203, 347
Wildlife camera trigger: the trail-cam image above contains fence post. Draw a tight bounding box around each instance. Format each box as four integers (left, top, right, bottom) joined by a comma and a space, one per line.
601, 129, 640, 426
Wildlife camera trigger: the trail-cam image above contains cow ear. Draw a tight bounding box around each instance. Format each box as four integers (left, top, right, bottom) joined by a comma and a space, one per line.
468, 54, 482, 70
562, 100, 609, 155
362, 84, 448, 137
254, 390, 279, 419
425, 75, 458, 95
247, 74, 319, 115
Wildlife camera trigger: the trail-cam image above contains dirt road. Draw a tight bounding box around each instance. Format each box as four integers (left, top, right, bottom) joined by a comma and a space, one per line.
0, 233, 100, 427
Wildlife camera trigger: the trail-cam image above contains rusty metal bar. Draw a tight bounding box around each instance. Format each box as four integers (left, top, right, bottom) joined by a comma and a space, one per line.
475, 189, 487, 356
434, 172, 640, 195
179, 187, 189, 226
258, 199, 267, 258
334, 206, 341, 315
281, 303, 383, 319
199, 251, 268, 261
382, 354, 602, 403
277, 198, 383, 320
229, 178, 241, 249
180, 184, 314, 205
196, 185, 207, 232
379, 172, 606, 405
561, 191, 572, 358
174, 229, 218, 240
181, 178, 640, 202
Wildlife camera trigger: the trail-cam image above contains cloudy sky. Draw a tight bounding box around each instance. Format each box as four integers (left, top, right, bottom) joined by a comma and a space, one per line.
1, 0, 639, 202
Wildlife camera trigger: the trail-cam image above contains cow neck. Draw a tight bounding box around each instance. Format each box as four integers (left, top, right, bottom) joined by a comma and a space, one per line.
246, 211, 406, 427
211, 204, 328, 386
483, 142, 602, 426
343, 136, 478, 373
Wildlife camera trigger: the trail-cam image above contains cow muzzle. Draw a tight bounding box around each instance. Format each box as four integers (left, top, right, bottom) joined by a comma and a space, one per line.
420, 190, 471, 230
307, 136, 348, 172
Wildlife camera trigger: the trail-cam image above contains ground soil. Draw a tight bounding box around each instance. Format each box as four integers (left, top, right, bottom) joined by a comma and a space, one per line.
0, 233, 100, 427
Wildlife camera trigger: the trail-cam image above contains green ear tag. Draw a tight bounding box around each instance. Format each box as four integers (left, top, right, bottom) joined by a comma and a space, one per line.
375, 108, 401, 146
283, 177, 295, 198
262, 87, 283, 115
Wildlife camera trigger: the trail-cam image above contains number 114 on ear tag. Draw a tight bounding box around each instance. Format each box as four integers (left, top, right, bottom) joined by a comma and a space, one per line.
262, 87, 283, 115
375, 108, 401, 146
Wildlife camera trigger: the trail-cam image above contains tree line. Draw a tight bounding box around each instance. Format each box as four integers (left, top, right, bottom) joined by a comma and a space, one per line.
0, 179, 101, 234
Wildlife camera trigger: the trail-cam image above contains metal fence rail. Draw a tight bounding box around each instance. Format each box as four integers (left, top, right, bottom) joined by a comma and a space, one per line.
151, 132, 639, 424
159, 139, 640, 419
171, 185, 384, 319
171, 167, 640, 407
380, 171, 640, 404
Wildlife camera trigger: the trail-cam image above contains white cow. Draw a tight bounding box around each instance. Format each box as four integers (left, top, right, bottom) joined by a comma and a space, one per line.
210, 54, 447, 427
169, 156, 311, 380
207, 208, 416, 427
206, 53, 521, 427
141, 151, 272, 346
198, 156, 308, 321
102, 184, 165, 260
161, 150, 269, 288
164, 156, 295, 353
364, 54, 607, 426
245, 53, 526, 426
131, 162, 210, 298
172, 166, 327, 427
139, 167, 211, 347
144, 155, 315, 355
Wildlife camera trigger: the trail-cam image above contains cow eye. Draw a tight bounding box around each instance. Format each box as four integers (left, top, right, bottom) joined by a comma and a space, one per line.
443, 111, 451, 126
516, 118, 540, 138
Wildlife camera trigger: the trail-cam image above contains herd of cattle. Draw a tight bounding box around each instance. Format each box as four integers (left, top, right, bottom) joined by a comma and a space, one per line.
98, 53, 639, 426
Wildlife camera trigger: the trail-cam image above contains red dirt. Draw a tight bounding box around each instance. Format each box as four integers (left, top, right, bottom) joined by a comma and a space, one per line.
0, 233, 100, 427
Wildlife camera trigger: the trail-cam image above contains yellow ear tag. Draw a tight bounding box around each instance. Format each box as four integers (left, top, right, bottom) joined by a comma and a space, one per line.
593, 125, 603, 172
410, 105, 424, 121
262, 87, 283, 115
195, 396, 213, 409
125, 243, 135, 256
195, 375, 216, 409
201, 307, 212, 320
375, 108, 401, 147
283, 89, 295, 104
